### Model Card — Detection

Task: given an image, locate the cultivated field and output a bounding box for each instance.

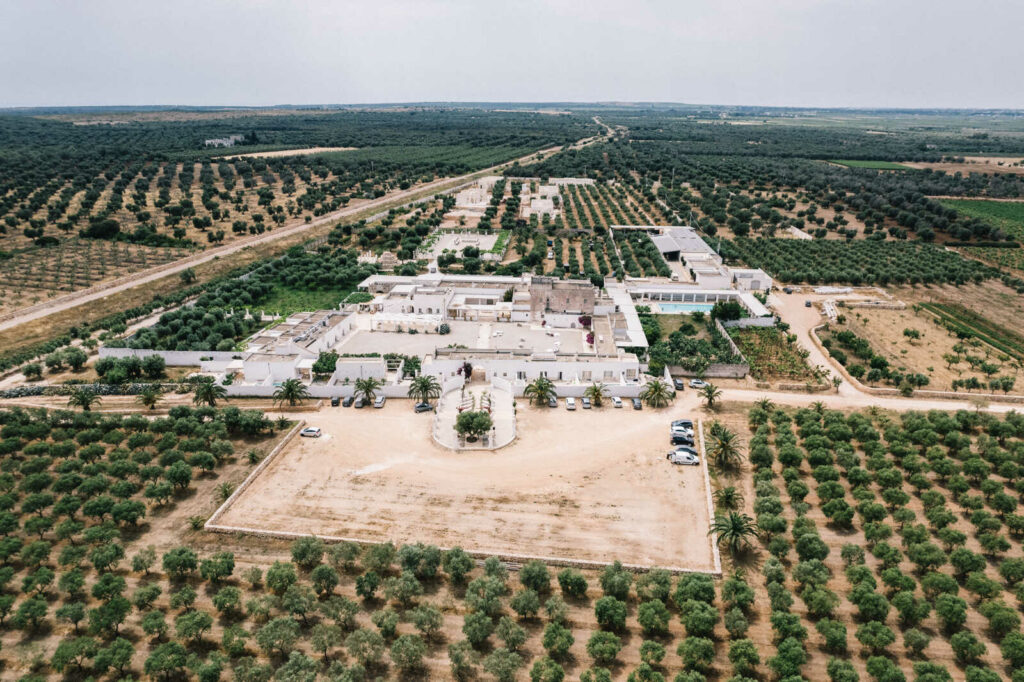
[215,401,716,571]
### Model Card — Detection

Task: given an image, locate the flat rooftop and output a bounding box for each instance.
[333,319,593,356]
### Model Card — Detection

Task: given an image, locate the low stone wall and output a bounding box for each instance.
[722,317,777,329]
[669,363,750,380]
[205,420,305,529]
[99,347,241,366]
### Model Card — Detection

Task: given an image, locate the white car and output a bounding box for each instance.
[300,427,322,438]
[566,397,576,411]
[666,450,699,465]
[611,396,623,408]
[689,379,708,389]
[373,396,386,408]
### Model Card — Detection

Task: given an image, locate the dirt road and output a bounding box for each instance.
[0,125,610,334]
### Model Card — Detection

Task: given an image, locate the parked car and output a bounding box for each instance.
[566,397,576,410]
[671,419,695,436]
[611,396,623,408]
[631,398,642,410]
[548,397,558,408]
[671,433,695,446]
[330,397,340,407]
[783,287,793,294]
[300,427,322,438]
[667,450,699,466]
[414,402,434,413]
[373,396,386,409]
[805,300,813,308]
[342,396,354,407]
[673,445,699,456]
[689,379,708,389]
[673,378,685,391]
[581,397,592,409]
[354,397,365,408]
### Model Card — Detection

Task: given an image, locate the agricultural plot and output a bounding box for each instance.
[729,326,818,383]
[821,306,1020,393]
[741,405,1024,680]
[939,199,1024,241]
[0,240,189,315]
[962,246,1024,275]
[724,238,1004,286]
[919,302,1024,363]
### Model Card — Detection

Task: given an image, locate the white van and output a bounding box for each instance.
[566,397,576,411]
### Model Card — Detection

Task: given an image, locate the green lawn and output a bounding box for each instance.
[939,198,1024,240]
[258,286,352,315]
[830,159,911,170]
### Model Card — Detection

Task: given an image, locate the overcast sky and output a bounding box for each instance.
[2,0,1021,109]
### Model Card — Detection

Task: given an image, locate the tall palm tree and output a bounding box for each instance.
[524,377,556,406]
[193,378,228,407]
[67,388,101,412]
[710,512,759,555]
[273,378,311,407]
[354,377,383,403]
[754,397,774,413]
[583,382,608,407]
[811,401,826,415]
[408,375,442,405]
[713,486,744,511]
[136,387,163,411]
[640,380,673,408]
[700,383,723,409]
[708,423,744,473]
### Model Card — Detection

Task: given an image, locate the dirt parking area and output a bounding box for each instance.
[214,400,715,571]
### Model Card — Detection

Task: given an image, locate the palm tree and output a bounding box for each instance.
[700,383,723,409]
[193,378,228,407]
[524,377,556,406]
[67,388,101,412]
[354,377,383,403]
[273,378,311,407]
[713,486,744,511]
[707,423,744,473]
[811,401,825,415]
[136,387,163,411]
[583,382,608,407]
[640,380,673,408]
[754,397,774,413]
[408,375,442,405]
[709,512,759,555]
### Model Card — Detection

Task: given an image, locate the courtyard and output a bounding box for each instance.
[213,401,716,571]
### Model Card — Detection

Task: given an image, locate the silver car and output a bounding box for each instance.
[666,450,699,465]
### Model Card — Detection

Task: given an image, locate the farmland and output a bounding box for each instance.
[738,404,1024,680]
[729,326,818,383]
[938,199,1024,241]
[722,238,1011,287]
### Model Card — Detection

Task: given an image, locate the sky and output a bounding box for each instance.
[1,0,1022,109]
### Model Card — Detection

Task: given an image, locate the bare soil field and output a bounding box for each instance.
[895,281,1024,338]
[216,146,358,159]
[832,305,1005,391]
[215,400,715,571]
[904,155,1024,175]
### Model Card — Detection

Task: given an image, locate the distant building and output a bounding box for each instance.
[204,135,245,148]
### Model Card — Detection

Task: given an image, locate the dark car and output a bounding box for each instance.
[548,397,557,408]
[354,397,365,408]
[673,378,685,391]
[330,396,340,407]
[414,402,435,413]
[631,398,642,410]
[671,434,695,446]
[342,396,354,407]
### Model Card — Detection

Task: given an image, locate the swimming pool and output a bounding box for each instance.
[657,302,715,314]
